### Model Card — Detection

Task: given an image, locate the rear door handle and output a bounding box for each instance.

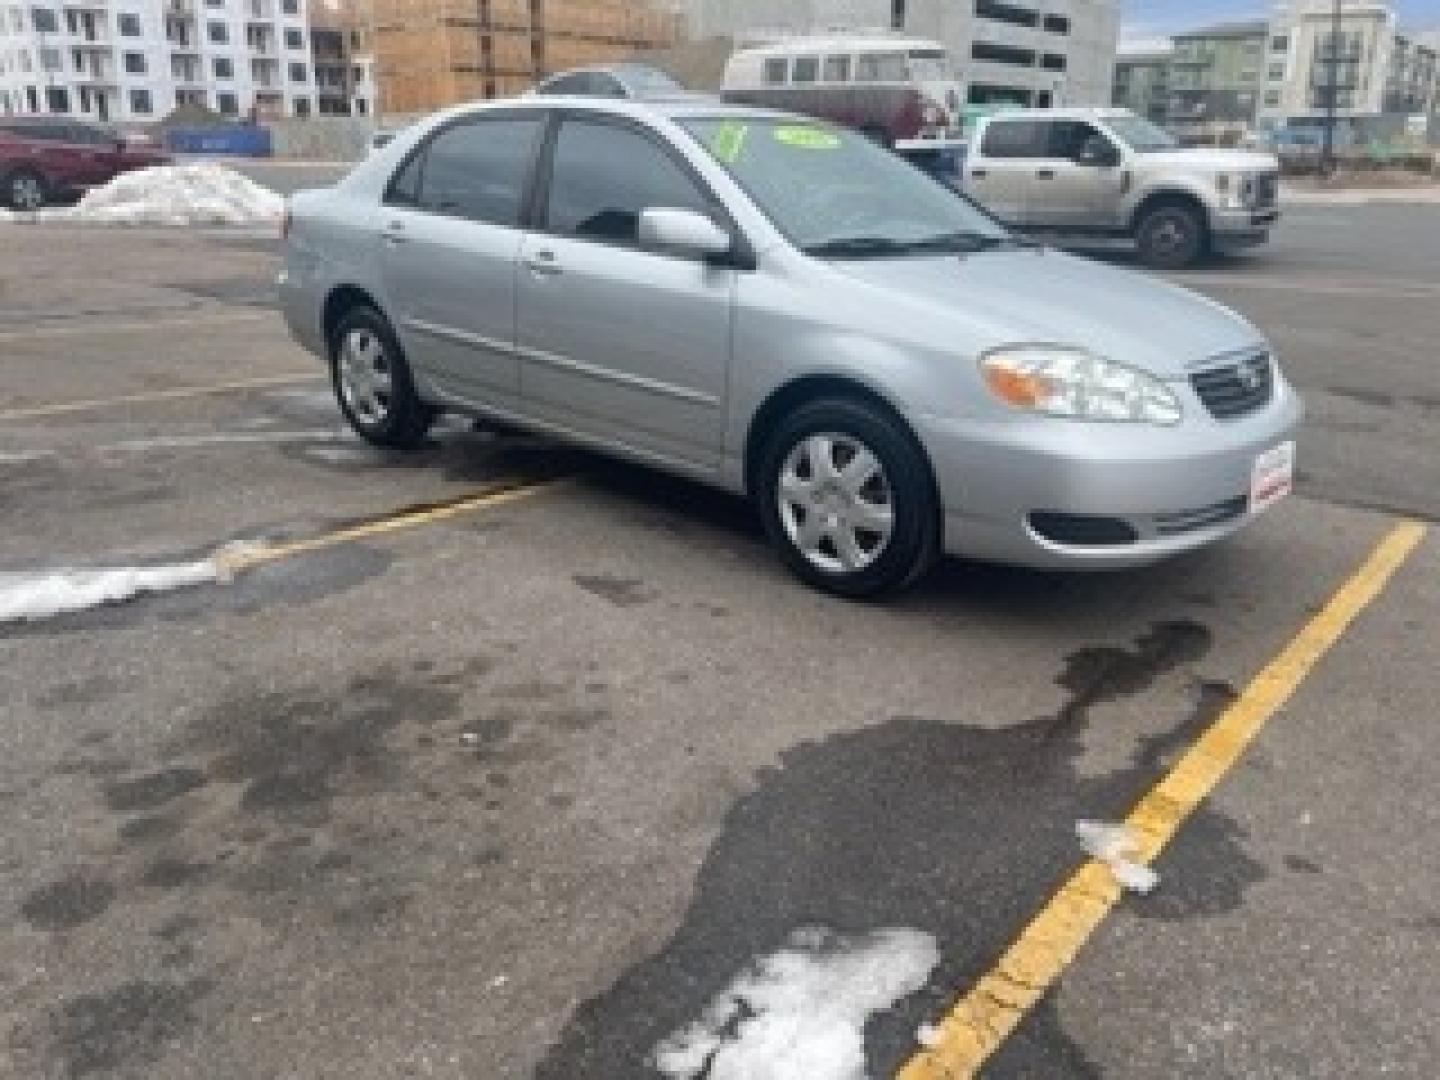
[525,250,562,277]
[971,168,988,179]
[380,220,407,245]
[1036,169,1055,179]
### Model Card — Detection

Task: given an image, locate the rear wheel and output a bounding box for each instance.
[757,398,938,599]
[329,306,435,448]
[4,168,48,211]
[1135,202,1207,269]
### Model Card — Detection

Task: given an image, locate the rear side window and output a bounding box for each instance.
[856,52,907,82]
[792,56,819,84]
[824,55,851,82]
[763,58,787,85]
[392,116,542,226]
[980,120,1051,159]
[543,118,711,247]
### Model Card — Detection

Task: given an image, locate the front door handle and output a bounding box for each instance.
[971,168,988,179]
[1036,169,1056,179]
[380,220,407,245]
[525,250,562,277]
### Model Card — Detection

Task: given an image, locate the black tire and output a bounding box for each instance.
[328,305,435,448]
[757,397,939,599]
[3,167,49,211]
[1135,202,1208,270]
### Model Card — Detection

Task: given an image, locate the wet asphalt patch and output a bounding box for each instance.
[535,622,1264,1079]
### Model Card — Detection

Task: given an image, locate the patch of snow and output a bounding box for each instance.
[0,542,258,623]
[1075,820,1160,894]
[652,926,940,1080]
[1,164,284,227]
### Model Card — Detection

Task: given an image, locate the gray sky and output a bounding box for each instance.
[1123,0,1440,37]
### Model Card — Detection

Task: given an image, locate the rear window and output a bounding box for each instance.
[980,119,1051,159]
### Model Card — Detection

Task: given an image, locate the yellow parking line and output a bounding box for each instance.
[217,479,567,575]
[0,309,274,343]
[0,372,324,422]
[899,518,1428,1080]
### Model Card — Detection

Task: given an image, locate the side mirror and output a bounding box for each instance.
[1076,139,1120,168]
[637,207,732,258]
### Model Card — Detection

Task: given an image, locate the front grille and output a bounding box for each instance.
[1191,352,1273,419]
[1152,496,1249,536]
[1253,171,1278,208]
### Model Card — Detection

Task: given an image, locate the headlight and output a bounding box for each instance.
[980,346,1183,425]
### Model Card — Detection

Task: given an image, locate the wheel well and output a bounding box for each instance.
[1132,190,1209,235]
[743,376,929,498]
[322,285,380,348]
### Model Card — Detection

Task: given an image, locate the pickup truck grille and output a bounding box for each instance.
[1191,352,1273,419]
[1254,172,1278,208]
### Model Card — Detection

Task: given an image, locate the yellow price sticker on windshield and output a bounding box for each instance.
[773,125,842,150]
[711,121,749,163]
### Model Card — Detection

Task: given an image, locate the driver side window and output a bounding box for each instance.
[1046,121,1111,161]
[543,118,713,249]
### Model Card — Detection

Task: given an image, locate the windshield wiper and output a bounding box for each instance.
[802,232,1035,258]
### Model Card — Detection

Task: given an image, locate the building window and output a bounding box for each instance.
[293,96,310,116]
[39,46,60,71]
[355,98,367,115]
[129,87,151,114]
[284,28,303,49]
[1040,53,1066,72]
[30,5,58,32]
[44,84,67,112]
[213,56,232,78]
[791,55,818,84]
[975,1,1038,30]
[1264,90,1281,107]
[823,55,851,82]
[207,20,227,44]
[288,60,306,82]
[1268,62,1285,80]
[1270,35,1288,52]
[216,91,237,114]
[117,12,140,35]
[1043,14,1070,34]
[762,57,786,85]
[972,41,1036,67]
[281,0,297,12]
[123,51,145,74]
[890,0,905,30]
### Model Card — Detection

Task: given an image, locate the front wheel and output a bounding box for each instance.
[757,398,939,599]
[329,306,435,448]
[1135,203,1207,269]
[4,168,49,211]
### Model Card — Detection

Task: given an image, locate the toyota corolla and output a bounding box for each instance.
[280,99,1302,597]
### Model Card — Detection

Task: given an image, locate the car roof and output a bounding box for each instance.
[733,35,948,56]
[430,96,791,126]
[981,108,1136,122]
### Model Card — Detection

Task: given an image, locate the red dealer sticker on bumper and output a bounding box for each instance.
[1251,440,1296,513]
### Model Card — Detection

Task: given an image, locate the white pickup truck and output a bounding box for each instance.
[962,108,1282,269]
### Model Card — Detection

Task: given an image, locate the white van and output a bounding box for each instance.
[721,35,964,150]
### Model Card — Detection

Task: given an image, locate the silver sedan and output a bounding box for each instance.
[280,98,1302,597]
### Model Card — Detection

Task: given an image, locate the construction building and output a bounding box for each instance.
[371,0,682,117]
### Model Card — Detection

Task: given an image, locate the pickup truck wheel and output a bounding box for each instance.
[1136,203,1206,269]
[758,398,938,599]
[329,306,435,448]
[4,168,48,211]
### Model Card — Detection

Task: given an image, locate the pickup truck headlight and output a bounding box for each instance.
[981,346,1183,426]
[1219,173,1259,209]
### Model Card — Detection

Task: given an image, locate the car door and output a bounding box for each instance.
[67,123,119,185]
[377,114,545,409]
[1026,121,1126,232]
[515,114,734,471]
[967,119,1046,226]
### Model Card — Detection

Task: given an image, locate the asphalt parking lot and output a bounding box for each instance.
[2,204,1438,1079]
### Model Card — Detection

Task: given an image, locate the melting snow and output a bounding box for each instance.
[0,543,257,623]
[651,926,939,1080]
[0,164,284,227]
[1076,820,1160,894]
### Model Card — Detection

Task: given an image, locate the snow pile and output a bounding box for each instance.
[0,542,258,623]
[2,164,284,227]
[1076,820,1160,894]
[652,926,940,1080]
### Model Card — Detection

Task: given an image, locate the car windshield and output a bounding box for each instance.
[1105,115,1179,153]
[681,117,1011,257]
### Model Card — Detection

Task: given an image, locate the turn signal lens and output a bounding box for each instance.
[980,347,1183,426]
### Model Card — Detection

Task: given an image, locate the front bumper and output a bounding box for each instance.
[917,377,1304,570]
[1211,206,1280,245]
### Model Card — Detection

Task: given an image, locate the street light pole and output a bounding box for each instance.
[1321,0,1341,174]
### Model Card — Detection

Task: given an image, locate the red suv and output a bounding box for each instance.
[0,119,171,210]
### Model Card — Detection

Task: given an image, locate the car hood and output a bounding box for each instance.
[826,248,1263,378]
[1137,148,1280,172]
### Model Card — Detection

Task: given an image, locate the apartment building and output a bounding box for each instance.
[678,0,1121,107]
[1166,20,1268,125]
[0,0,318,122]
[1112,39,1172,121]
[309,0,371,116]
